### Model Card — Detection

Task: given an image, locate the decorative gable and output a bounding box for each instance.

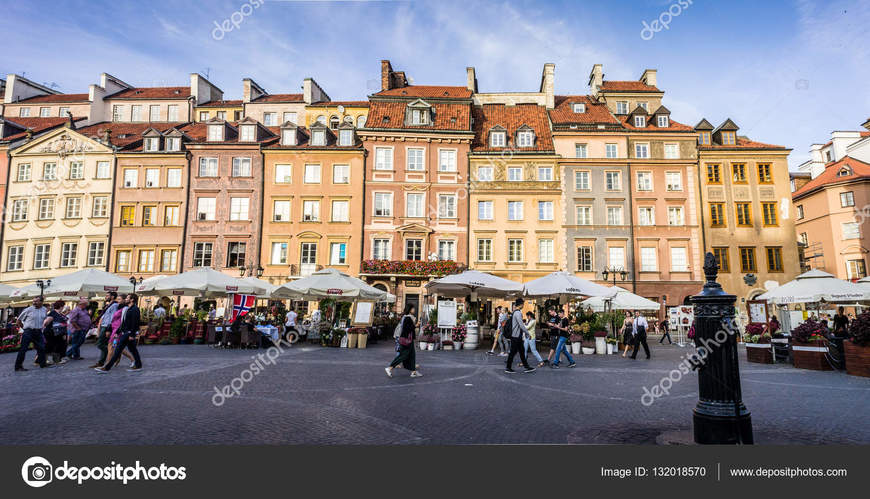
[405,98,434,126]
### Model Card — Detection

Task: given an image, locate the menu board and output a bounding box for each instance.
[352,301,374,326]
[437,300,457,328]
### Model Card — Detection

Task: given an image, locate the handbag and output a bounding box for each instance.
[397,317,413,347]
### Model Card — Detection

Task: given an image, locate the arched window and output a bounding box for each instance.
[838,166,852,177]
[357,115,367,128]
[329,115,340,129]
[343,115,354,125]
[316,115,326,125]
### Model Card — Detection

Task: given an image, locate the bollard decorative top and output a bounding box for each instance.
[703,252,719,284]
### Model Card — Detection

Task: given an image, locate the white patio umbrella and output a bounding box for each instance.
[149,268,256,297]
[580,286,662,312]
[756,269,867,304]
[424,270,522,298]
[240,276,277,297]
[9,269,134,299]
[271,268,387,302]
[135,275,169,294]
[0,283,19,303]
[523,271,614,300]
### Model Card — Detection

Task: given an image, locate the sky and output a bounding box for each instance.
[1,0,868,168]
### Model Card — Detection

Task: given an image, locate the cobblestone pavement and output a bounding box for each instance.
[1,340,868,444]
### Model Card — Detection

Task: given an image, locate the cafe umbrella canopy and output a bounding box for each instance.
[271,268,387,302]
[580,286,661,312]
[9,269,134,299]
[523,271,614,301]
[0,283,19,303]
[143,268,256,297]
[424,270,523,299]
[755,269,868,305]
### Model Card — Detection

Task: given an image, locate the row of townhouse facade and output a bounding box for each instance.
[0,60,801,315]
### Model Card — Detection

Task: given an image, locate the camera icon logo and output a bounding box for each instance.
[21,456,53,487]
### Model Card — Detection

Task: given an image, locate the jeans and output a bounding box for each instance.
[96,325,111,365]
[552,336,574,366]
[65,329,86,359]
[659,330,672,344]
[15,328,47,369]
[103,331,141,370]
[523,337,543,363]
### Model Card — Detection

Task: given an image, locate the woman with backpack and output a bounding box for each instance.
[386,304,423,378]
[43,300,69,365]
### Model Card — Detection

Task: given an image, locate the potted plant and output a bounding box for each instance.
[330,327,346,347]
[169,316,185,345]
[443,339,454,351]
[790,318,831,370]
[569,323,585,355]
[593,330,607,355]
[581,319,596,354]
[356,327,368,349]
[605,336,618,355]
[426,334,437,350]
[845,311,870,377]
[452,324,467,350]
[347,327,359,349]
[743,323,773,364]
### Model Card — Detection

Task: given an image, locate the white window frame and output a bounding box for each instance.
[406,147,425,171]
[273,200,290,222]
[331,200,349,222]
[478,200,493,220]
[538,201,553,221]
[304,164,321,184]
[374,147,393,170]
[406,193,425,218]
[634,142,649,159]
[438,149,457,172]
[374,193,393,217]
[636,171,652,191]
[508,201,524,221]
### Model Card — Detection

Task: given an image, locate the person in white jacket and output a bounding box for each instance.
[504,298,536,374]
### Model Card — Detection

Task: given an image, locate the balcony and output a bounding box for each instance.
[360,259,465,277]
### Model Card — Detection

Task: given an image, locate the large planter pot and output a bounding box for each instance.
[571,342,581,354]
[582,347,595,355]
[745,343,773,364]
[419,341,429,350]
[427,343,435,351]
[791,341,831,371]
[844,341,870,378]
[606,343,615,354]
[443,344,453,351]
[347,332,358,349]
[357,332,368,349]
[595,337,607,355]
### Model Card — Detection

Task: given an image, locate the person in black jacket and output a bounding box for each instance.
[385,304,422,378]
[95,293,143,373]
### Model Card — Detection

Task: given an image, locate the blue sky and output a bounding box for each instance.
[1,0,868,167]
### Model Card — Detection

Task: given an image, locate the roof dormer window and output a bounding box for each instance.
[411,108,429,125]
[311,129,326,146]
[634,116,646,128]
[572,103,586,113]
[281,128,296,146]
[838,166,852,177]
[699,132,711,145]
[144,137,160,152]
[207,124,223,142]
[657,115,669,127]
[240,125,255,142]
[339,128,353,147]
[517,129,535,148]
[721,131,735,145]
[166,137,180,151]
[490,130,506,148]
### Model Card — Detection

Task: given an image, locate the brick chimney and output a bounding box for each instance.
[466,67,477,92]
[588,64,603,98]
[380,60,394,91]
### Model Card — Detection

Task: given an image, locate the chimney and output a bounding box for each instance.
[242,78,265,103]
[831,131,862,162]
[303,78,331,104]
[862,117,870,131]
[540,63,555,109]
[808,144,825,179]
[588,64,603,98]
[381,60,394,91]
[102,128,112,146]
[466,67,477,93]
[640,69,657,87]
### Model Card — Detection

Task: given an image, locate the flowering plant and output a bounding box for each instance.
[1,333,22,353]
[361,259,463,276]
[790,318,827,344]
[452,323,467,343]
[847,311,870,346]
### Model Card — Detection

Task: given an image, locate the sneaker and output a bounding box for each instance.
[128,366,143,371]
[88,363,102,369]
[567,363,577,368]
[498,352,508,357]
[486,351,496,356]
[384,367,393,378]
[504,368,516,373]
[94,367,109,373]
[39,364,55,369]
[130,361,136,368]
[523,367,536,373]
[410,371,423,378]
[537,362,546,368]
[550,364,560,369]
[54,358,67,365]
[14,367,28,372]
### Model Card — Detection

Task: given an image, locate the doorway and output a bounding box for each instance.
[405,293,420,319]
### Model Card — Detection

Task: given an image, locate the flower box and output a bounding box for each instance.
[745,343,773,364]
[844,341,870,378]
[791,341,831,371]
[361,259,463,276]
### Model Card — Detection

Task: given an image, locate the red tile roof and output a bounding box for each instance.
[365,101,471,131]
[263,126,364,150]
[197,99,243,108]
[699,136,788,150]
[374,85,472,99]
[549,95,620,126]
[250,93,304,103]
[107,87,191,99]
[0,117,86,143]
[619,115,694,132]
[306,100,370,108]
[14,93,89,104]
[180,122,277,145]
[471,103,554,153]
[792,156,870,199]
[76,122,187,148]
[601,80,661,92]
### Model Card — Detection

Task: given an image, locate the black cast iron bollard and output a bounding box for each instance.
[690,252,753,444]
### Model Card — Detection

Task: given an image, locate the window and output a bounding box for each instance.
[240,125,255,142]
[634,116,646,128]
[59,107,70,118]
[34,244,50,270]
[332,164,349,184]
[115,250,131,272]
[303,164,321,183]
[605,143,618,158]
[438,240,456,261]
[38,198,54,220]
[490,131,506,147]
[477,166,493,181]
[577,246,593,272]
[311,129,326,146]
[330,243,347,265]
[88,242,105,267]
[149,105,160,121]
[112,105,123,121]
[538,239,554,263]
[576,206,592,225]
[665,171,682,191]
[634,143,649,158]
[739,247,756,272]
[575,170,590,190]
[338,129,353,146]
[841,191,855,207]
[438,194,457,219]
[123,168,138,188]
[713,247,730,272]
[439,149,457,171]
[120,205,135,226]
[757,163,773,183]
[65,197,81,218]
[60,243,77,268]
[410,108,428,125]
[92,196,108,217]
[607,206,623,225]
[142,205,157,226]
[232,157,252,177]
[167,105,179,121]
[572,103,586,113]
[164,206,179,226]
[508,239,524,262]
[405,239,422,261]
[508,167,523,181]
[616,101,628,114]
[517,130,534,147]
[273,200,290,222]
[605,171,621,190]
[227,242,247,268]
[638,206,655,226]
[406,193,424,217]
[670,247,688,272]
[199,157,218,177]
[710,203,725,227]
[838,166,851,176]
[538,201,553,221]
[765,247,783,272]
[478,201,493,220]
[69,162,84,180]
[160,249,177,272]
[799,232,808,246]
[302,200,320,221]
[608,247,625,270]
[732,163,747,183]
[762,202,778,226]
[640,247,657,271]
[842,222,860,240]
[331,200,349,222]
[638,102,648,111]
[375,147,393,170]
[12,199,28,221]
[145,168,159,188]
[508,201,523,220]
[575,144,587,158]
[193,243,213,267]
[477,239,493,262]
[707,164,721,183]
[657,115,669,128]
[264,112,277,126]
[271,243,288,265]
[537,166,553,181]
[722,132,736,145]
[96,161,110,179]
[664,143,679,159]
[406,148,425,171]
[316,115,326,125]
[374,193,392,217]
[196,197,216,220]
[7,246,23,271]
[636,171,652,191]
[207,125,223,142]
[667,206,684,226]
[357,115,366,128]
[283,112,297,124]
[847,259,867,279]
[138,250,155,272]
[699,132,711,145]
[199,111,209,121]
[736,203,752,226]
[373,239,390,260]
[275,164,292,183]
[167,168,182,187]
[19,107,31,117]
[281,128,296,146]
[43,162,57,180]
[16,163,31,182]
[796,205,804,219]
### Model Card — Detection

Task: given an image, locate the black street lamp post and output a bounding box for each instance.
[35,279,52,299]
[601,267,628,335]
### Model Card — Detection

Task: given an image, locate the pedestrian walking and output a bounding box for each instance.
[487,306,508,356]
[620,311,634,357]
[504,299,535,373]
[658,317,672,344]
[91,292,118,368]
[284,306,298,341]
[14,296,52,372]
[630,310,651,359]
[65,298,92,360]
[544,307,563,365]
[385,304,422,378]
[523,311,545,367]
[95,293,143,373]
[43,300,69,365]
[105,295,134,366]
[550,308,575,369]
